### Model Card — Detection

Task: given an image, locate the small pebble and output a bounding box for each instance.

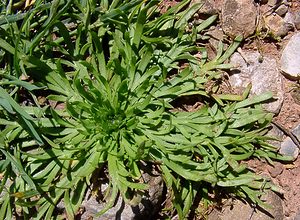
[282,0,290,6]
[268,163,284,177]
[275,4,289,17]
[279,137,299,160]
[268,0,279,7]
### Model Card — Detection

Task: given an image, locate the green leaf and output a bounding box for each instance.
[133,4,146,48]
[64,189,75,219]
[11,190,40,200]
[175,2,203,29]
[0,38,15,54]
[218,36,243,63]
[0,150,36,190]
[229,112,267,128]
[217,176,258,187]
[234,92,273,110]
[54,21,74,55]
[0,74,43,91]
[163,158,205,182]
[196,15,218,33]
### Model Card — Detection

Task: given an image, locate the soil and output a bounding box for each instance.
[252,2,300,218]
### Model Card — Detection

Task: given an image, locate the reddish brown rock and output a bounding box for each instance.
[221,0,257,38]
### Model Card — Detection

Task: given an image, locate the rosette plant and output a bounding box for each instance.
[0,0,291,219]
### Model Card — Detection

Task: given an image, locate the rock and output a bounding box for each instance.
[280,32,300,79]
[283,11,296,28]
[279,137,299,160]
[283,11,300,30]
[80,172,163,220]
[267,125,284,149]
[295,12,300,30]
[267,162,284,178]
[291,86,300,105]
[282,0,290,6]
[0,179,12,199]
[81,193,136,220]
[268,0,279,7]
[229,51,284,114]
[135,171,164,218]
[206,26,224,53]
[275,4,289,17]
[207,191,284,220]
[292,124,300,140]
[221,0,257,38]
[295,210,300,220]
[264,14,292,38]
[191,0,220,16]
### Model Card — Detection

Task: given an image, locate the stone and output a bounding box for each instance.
[268,0,279,7]
[292,124,300,140]
[80,193,135,220]
[291,86,300,105]
[191,0,220,16]
[229,51,284,114]
[295,210,300,220]
[282,0,290,6]
[295,12,300,30]
[0,179,11,199]
[280,32,300,79]
[275,4,289,17]
[221,0,257,38]
[79,172,163,219]
[267,162,284,178]
[135,171,164,218]
[264,14,292,38]
[283,11,296,28]
[267,125,284,149]
[207,191,284,220]
[279,137,299,160]
[206,26,224,53]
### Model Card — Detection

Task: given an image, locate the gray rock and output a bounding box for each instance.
[275,4,289,17]
[292,124,300,140]
[0,179,11,199]
[295,210,300,220]
[295,12,300,30]
[229,51,284,114]
[81,193,135,220]
[283,11,296,28]
[279,137,299,160]
[267,125,284,149]
[280,32,300,79]
[207,191,284,220]
[283,11,300,30]
[80,172,163,220]
[221,0,257,38]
